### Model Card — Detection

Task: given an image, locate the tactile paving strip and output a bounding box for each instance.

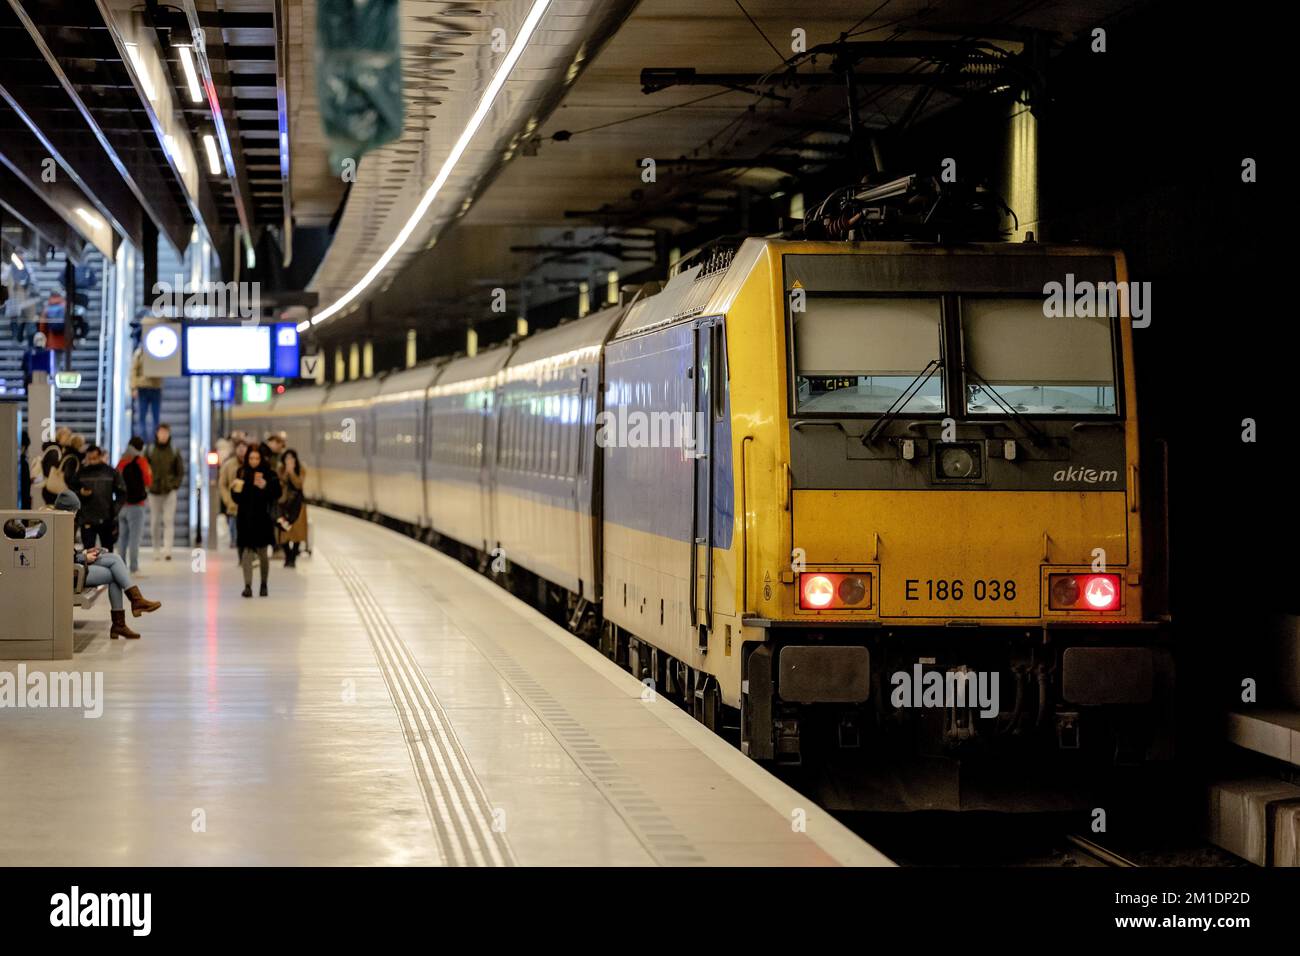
[325,549,515,866]
[410,583,708,866]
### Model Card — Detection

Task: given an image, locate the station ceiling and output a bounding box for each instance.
[0,0,1140,345]
[312,0,1140,347]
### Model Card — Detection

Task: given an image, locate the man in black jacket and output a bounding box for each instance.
[77,445,126,549]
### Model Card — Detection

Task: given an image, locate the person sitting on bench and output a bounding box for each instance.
[52,491,162,639]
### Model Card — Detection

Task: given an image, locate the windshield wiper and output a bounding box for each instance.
[863,359,942,445]
[964,367,1049,446]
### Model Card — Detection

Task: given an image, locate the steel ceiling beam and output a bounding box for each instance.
[0,87,142,251]
[0,101,122,258]
[272,0,293,267]
[169,0,258,255]
[0,178,86,263]
[3,0,195,254]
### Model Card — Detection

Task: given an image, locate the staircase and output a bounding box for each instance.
[0,250,110,442]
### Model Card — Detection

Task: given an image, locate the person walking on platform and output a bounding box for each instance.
[219,439,247,551]
[130,342,163,441]
[116,437,152,573]
[145,423,184,560]
[276,449,308,568]
[52,490,161,640]
[232,445,280,597]
[75,445,125,549]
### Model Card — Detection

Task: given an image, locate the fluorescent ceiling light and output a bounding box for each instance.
[310,0,552,328]
[125,42,157,103]
[177,44,203,104]
[75,207,103,230]
[202,134,222,175]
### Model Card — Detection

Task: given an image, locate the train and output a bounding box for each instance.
[233,235,1172,811]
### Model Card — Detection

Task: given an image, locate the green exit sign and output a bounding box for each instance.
[241,376,272,404]
[54,372,82,389]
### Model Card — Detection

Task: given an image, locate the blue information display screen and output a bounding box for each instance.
[184,325,271,374]
[181,323,301,376]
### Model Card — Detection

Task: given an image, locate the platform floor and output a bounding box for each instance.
[0,509,889,866]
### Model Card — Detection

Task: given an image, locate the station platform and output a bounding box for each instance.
[0,509,889,867]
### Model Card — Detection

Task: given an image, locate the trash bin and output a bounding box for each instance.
[0,510,74,660]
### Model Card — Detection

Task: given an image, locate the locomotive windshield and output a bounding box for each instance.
[792,296,944,414]
[961,298,1117,415]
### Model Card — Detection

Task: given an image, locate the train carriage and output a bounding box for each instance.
[315,378,382,514]
[426,346,514,555]
[491,307,624,600]
[371,362,444,529]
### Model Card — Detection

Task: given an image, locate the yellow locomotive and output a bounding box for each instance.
[600,235,1168,810]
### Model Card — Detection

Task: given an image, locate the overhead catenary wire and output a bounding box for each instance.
[548,89,736,141]
[842,0,897,40]
[733,0,786,63]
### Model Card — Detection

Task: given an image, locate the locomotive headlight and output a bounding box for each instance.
[799,572,873,610]
[801,575,835,609]
[937,443,980,479]
[838,575,868,605]
[1049,573,1121,611]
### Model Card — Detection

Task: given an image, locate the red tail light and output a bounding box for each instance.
[1049,573,1121,611]
[799,572,872,610]
[1083,575,1119,609]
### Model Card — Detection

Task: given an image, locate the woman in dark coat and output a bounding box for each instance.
[231,446,281,597]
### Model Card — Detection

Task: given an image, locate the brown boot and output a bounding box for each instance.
[125,586,161,617]
[110,609,141,639]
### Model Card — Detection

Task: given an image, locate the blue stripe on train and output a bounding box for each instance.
[601,320,734,549]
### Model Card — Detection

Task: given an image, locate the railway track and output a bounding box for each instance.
[1065,834,1138,868]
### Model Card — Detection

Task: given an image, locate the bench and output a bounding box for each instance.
[72,563,106,610]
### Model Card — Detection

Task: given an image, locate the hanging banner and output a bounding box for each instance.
[316,0,404,173]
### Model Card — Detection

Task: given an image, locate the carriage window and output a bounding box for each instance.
[508,404,519,470]
[792,296,944,414]
[530,402,542,473]
[962,298,1117,415]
